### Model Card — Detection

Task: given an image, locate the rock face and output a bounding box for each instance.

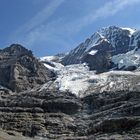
[0,89,83,139]
[0,87,140,139]
[82,50,112,73]
[0,44,55,92]
[61,26,138,72]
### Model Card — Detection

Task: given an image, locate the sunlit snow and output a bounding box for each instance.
[121,27,136,35]
[88,50,98,55]
[112,48,140,69]
[40,54,140,97]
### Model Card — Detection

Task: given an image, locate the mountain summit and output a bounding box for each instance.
[0,44,55,92]
[62,26,139,72]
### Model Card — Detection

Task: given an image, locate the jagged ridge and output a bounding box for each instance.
[61,26,139,73]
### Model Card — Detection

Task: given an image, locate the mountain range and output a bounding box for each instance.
[0,26,140,140]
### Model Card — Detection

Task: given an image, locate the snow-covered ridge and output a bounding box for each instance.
[121,27,136,36]
[85,32,107,52]
[62,26,139,66]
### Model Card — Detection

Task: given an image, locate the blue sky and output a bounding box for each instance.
[0,0,140,56]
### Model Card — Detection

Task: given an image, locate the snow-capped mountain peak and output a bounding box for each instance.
[121,27,136,36]
[36,25,140,99]
[62,26,138,70]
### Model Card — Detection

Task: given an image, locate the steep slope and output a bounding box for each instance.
[130,30,140,46]
[112,48,140,70]
[61,26,138,72]
[0,44,55,92]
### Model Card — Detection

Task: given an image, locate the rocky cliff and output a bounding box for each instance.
[0,84,140,139]
[0,44,55,92]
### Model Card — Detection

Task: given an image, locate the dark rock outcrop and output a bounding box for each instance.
[82,51,112,72]
[0,44,55,92]
[0,88,140,139]
[0,89,83,139]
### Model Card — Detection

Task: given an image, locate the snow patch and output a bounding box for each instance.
[121,27,136,35]
[40,55,64,72]
[40,56,56,61]
[43,63,56,71]
[130,30,140,46]
[54,64,97,97]
[112,48,140,69]
[88,50,98,55]
[54,64,137,97]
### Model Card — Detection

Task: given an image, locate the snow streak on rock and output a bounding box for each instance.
[88,50,98,55]
[112,48,140,69]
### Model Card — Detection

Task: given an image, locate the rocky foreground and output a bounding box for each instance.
[0,85,140,139]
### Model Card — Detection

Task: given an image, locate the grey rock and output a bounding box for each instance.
[0,88,140,139]
[0,44,55,92]
[82,50,112,73]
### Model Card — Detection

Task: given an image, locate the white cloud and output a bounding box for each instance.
[95,0,140,18]
[65,0,140,33]
[13,0,65,36]
[10,0,140,54]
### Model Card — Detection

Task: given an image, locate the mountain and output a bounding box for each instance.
[0,44,55,92]
[0,26,140,140]
[61,26,139,73]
